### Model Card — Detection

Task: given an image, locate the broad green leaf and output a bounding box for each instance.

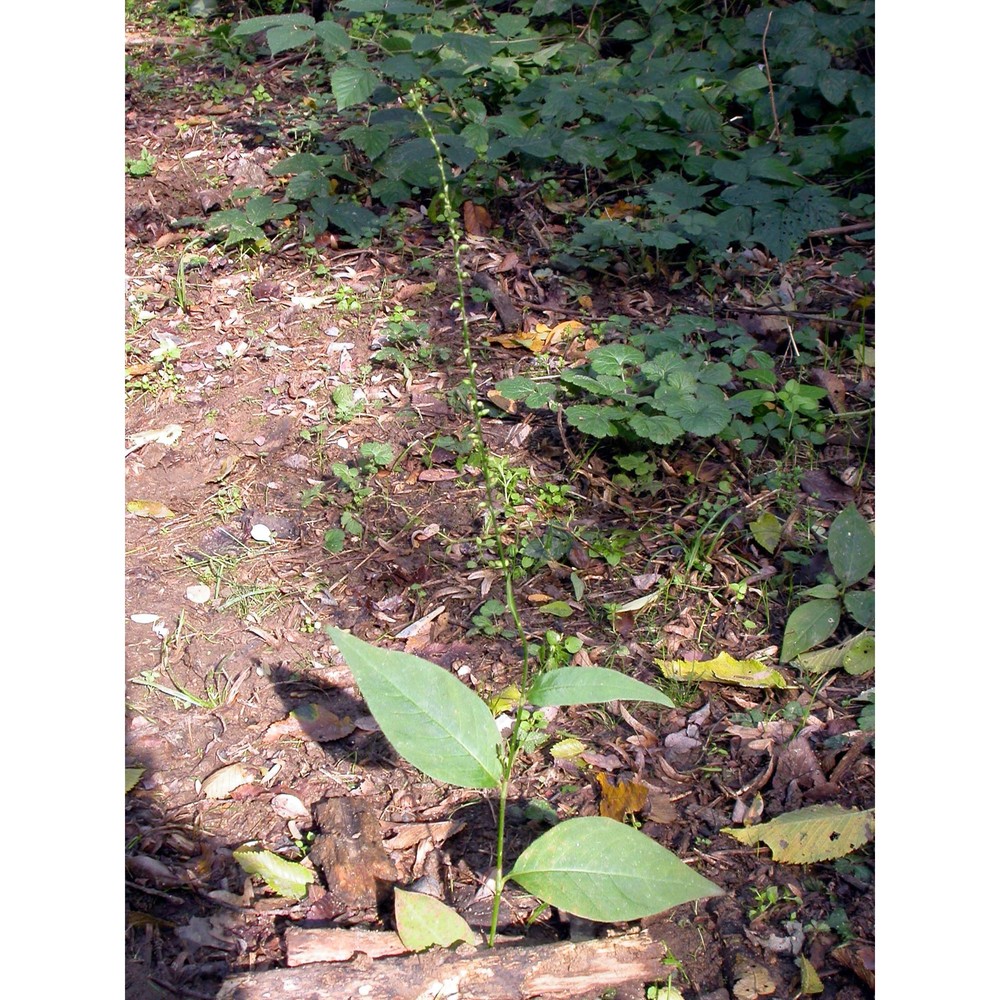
[657,651,786,689]
[844,589,874,627]
[749,512,782,553]
[843,634,874,676]
[627,412,684,446]
[330,65,380,112]
[722,805,874,863]
[125,767,145,793]
[234,845,315,899]
[537,600,574,618]
[828,505,874,587]
[801,583,840,599]
[781,599,840,662]
[508,817,723,921]
[394,889,477,951]
[230,13,313,37]
[327,627,502,789]
[796,631,872,675]
[314,19,351,53]
[527,667,674,709]
[565,404,618,439]
[265,23,315,57]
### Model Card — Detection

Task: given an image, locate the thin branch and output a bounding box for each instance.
[762,11,781,147]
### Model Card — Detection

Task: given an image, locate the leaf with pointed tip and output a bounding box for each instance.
[328,627,502,789]
[508,817,723,921]
[526,667,674,709]
[394,889,477,951]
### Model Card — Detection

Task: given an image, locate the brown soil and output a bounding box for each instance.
[125,11,874,1000]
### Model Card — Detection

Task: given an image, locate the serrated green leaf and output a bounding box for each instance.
[722,805,874,863]
[781,599,841,662]
[125,767,145,793]
[828,505,874,587]
[327,627,502,789]
[330,65,380,112]
[394,889,477,951]
[749,512,782,553]
[565,404,618,439]
[550,737,587,759]
[626,412,684,446]
[527,667,674,709]
[508,817,723,921]
[588,344,645,375]
[265,23,315,57]
[234,845,315,899]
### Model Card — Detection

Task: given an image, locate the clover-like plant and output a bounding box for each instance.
[327,626,724,946]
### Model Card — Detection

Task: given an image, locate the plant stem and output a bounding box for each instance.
[411,92,533,947]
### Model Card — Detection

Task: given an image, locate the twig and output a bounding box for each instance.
[710,304,873,330]
[808,222,875,238]
[762,11,781,147]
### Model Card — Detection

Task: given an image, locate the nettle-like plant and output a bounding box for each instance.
[327,625,723,945]
[219,1,873,263]
[496,314,829,458]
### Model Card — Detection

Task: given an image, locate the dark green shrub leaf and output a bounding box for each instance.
[330,65,380,112]
[781,599,841,662]
[844,589,874,628]
[327,627,502,789]
[627,412,684,446]
[827,505,874,587]
[508,817,723,921]
[565,405,619,439]
[266,23,315,57]
[324,202,382,241]
[749,512,782,554]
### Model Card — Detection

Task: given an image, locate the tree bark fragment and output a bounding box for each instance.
[217,930,667,1000]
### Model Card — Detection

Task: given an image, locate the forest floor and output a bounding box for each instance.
[125,9,874,1000]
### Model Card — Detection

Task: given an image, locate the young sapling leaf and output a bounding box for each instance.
[526,666,674,709]
[507,817,723,921]
[328,627,502,789]
[827,505,874,587]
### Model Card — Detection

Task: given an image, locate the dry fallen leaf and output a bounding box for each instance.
[596,772,648,822]
[462,200,492,236]
[202,763,257,800]
[262,704,356,744]
[126,499,176,519]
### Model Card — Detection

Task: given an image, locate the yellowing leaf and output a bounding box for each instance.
[126,499,176,519]
[486,685,521,715]
[596,772,648,823]
[722,804,874,863]
[233,844,315,899]
[394,888,477,952]
[549,737,586,759]
[798,955,824,995]
[125,767,145,793]
[657,650,786,689]
[488,320,584,353]
[601,200,644,220]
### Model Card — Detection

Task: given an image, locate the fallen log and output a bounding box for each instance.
[217,929,667,1000]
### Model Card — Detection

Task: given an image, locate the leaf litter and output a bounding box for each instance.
[125,10,874,1000]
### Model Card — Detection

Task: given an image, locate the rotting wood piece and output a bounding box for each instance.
[309,797,398,918]
[472,271,522,333]
[217,930,668,1000]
